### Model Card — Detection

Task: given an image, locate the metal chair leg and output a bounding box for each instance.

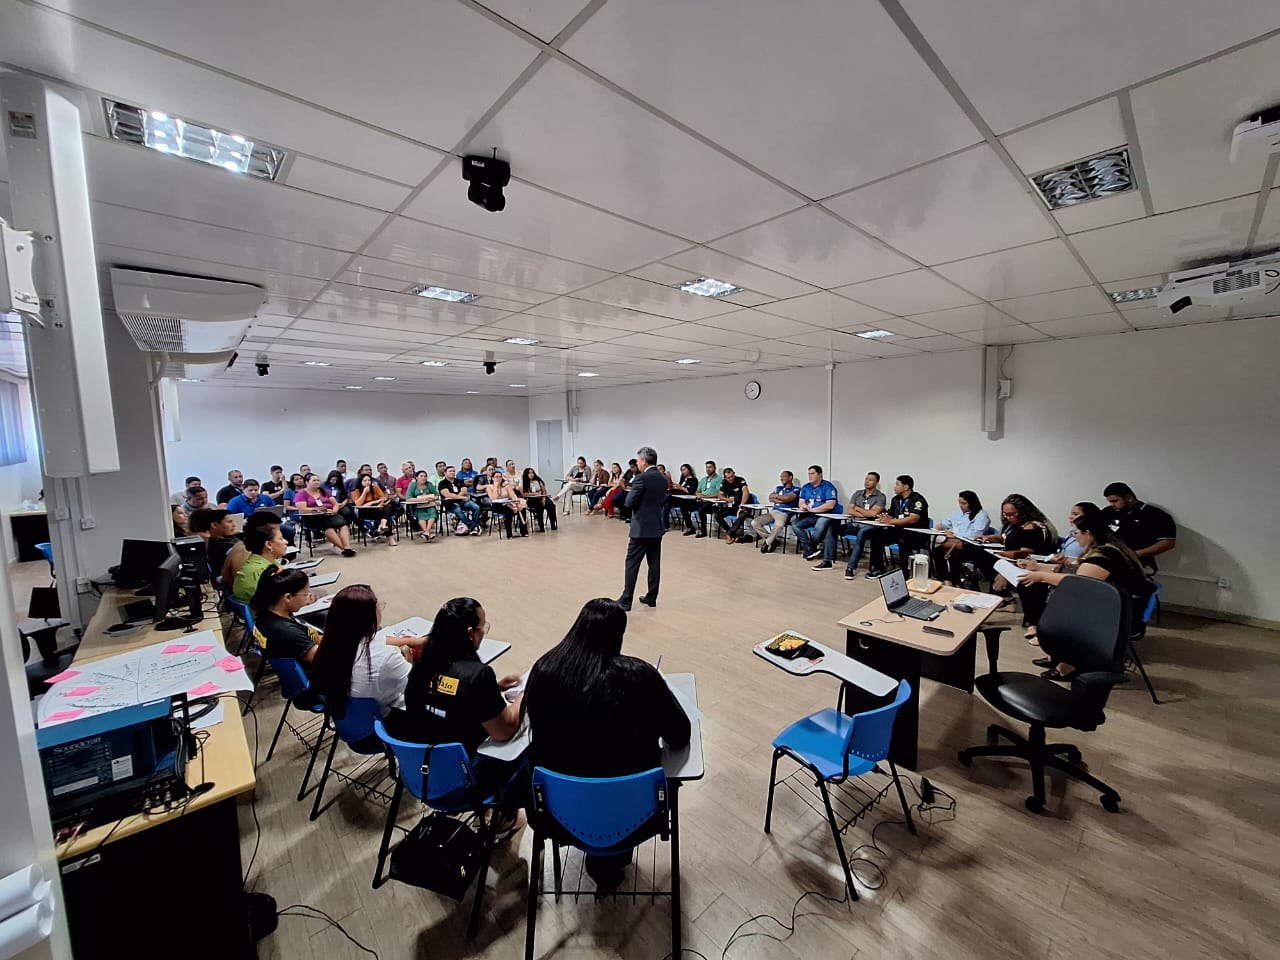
[308,719,341,818]
[551,842,563,904]
[467,812,498,938]
[763,749,782,833]
[372,780,404,888]
[298,715,329,801]
[1129,641,1162,704]
[888,760,917,835]
[265,701,290,761]
[524,834,543,960]
[816,779,858,901]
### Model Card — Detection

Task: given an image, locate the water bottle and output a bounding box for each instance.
[911,553,930,591]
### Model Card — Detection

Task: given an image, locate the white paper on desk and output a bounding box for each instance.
[477,714,530,762]
[994,558,1027,585]
[665,677,704,723]
[952,592,1001,609]
[503,670,530,702]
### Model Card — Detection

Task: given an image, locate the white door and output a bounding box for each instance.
[536,419,563,484]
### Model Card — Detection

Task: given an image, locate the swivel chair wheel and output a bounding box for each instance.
[1024,795,1044,814]
[1065,748,1082,764]
[1100,794,1120,813]
[957,750,972,767]
[986,724,1002,744]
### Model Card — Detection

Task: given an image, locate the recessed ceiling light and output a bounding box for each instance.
[419,360,450,367]
[674,357,701,364]
[105,99,284,180]
[176,377,202,383]
[678,277,744,298]
[407,284,479,303]
[465,390,480,394]
[508,383,527,388]
[503,337,540,345]
[303,361,330,366]
[373,376,397,381]
[1030,148,1134,210]
[577,372,600,378]
[1109,286,1162,304]
[344,385,363,390]
[854,329,895,339]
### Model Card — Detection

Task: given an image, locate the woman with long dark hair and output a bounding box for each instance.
[310,584,412,718]
[293,473,356,556]
[391,598,525,802]
[931,490,992,585]
[520,467,556,532]
[252,566,322,664]
[524,598,691,888]
[352,473,400,545]
[951,492,1058,594]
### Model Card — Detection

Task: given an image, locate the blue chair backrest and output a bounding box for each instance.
[269,657,311,701]
[1141,581,1162,626]
[846,680,912,771]
[373,721,478,809]
[532,766,667,853]
[36,542,54,573]
[331,696,382,749]
[229,597,255,633]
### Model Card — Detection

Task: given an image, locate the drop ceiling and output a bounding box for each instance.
[1,0,1278,396]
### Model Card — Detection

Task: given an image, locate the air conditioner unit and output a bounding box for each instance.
[1156,252,1280,316]
[109,267,263,374]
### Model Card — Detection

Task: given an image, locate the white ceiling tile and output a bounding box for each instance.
[627,262,699,287]
[365,217,612,294]
[756,292,890,329]
[473,0,586,40]
[285,157,412,212]
[719,290,776,307]
[899,0,1280,133]
[845,317,945,339]
[1030,313,1132,338]
[993,285,1114,323]
[85,137,386,252]
[1131,34,1280,214]
[933,239,1094,299]
[403,176,687,274]
[0,2,440,184]
[91,202,352,278]
[563,0,979,198]
[312,283,511,325]
[712,207,915,288]
[594,332,708,356]
[905,303,1020,334]
[953,325,1050,345]
[1001,99,1128,176]
[824,145,1056,264]
[833,269,978,315]
[342,257,549,305]
[570,276,741,321]
[1052,191,1149,234]
[700,309,822,339]
[467,59,799,240]
[470,313,623,344]
[660,248,818,300]
[41,0,539,149]
[901,334,980,353]
[647,324,760,347]
[1070,195,1257,282]
[521,297,678,332]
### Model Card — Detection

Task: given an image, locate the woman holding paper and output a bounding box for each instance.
[950,493,1057,596]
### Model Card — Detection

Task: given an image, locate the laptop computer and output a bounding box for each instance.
[879,569,945,621]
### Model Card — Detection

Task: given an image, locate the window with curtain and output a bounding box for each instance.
[0,378,27,466]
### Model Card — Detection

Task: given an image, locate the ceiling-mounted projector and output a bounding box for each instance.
[1230,105,1280,164]
[1156,252,1280,315]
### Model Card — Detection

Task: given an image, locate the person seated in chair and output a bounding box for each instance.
[171,475,201,506]
[188,508,238,581]
[947,493,1056,594]
[863,475,930,579]
[1099,482,1176,572]
[215,469,244,508]
[439,465,483,534]
[180,485,210,516]
[930,489,992,585]
[260,465,287,503]
[293,474,357,557]
[312,584,414,716]
[1016,511,1148,681]
[520,467,556,532]
[232,518,290,603]
[405,469,442,541]
[352,473,400,545]
[711,467,751,543]
[251,566,322,665]
[683,460,723,537]
[792,465,838,558]
[552,456,590,515]
[834,472,887,575]
[525,598,691,889]
[751,470,800,553]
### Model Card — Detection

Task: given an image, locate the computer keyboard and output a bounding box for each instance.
[899,596,942,618]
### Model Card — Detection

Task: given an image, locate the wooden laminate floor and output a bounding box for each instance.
[16,512,1279,959]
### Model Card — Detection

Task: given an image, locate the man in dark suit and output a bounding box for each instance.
[618,445,665,611]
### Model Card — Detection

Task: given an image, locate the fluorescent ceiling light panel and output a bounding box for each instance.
[419,360,449,367]
[503,337,540,345]
[508,383,526,388]
[303,361,330,366]
[678,277,744,298]
[465,390,480,394]
[854,329,895,339]
[105,100,284,180]
[577,372,600,378]
[344,385,363,390]
[1030,148,1134,210]
[408,284,478,303]
[373,376,397,381]
[177,377,202,382]
[674,357,701,364]
[1109,286,1162,304]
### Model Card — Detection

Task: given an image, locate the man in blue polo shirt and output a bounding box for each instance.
[753,470,800,553]
[228,479,295,545]
[791,465,838,559]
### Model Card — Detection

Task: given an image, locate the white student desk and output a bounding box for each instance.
[375,615,512,664]
[753,636,897,701]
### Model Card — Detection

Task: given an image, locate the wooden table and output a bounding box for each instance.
[55,586,257,957]
[838,585,1006,769]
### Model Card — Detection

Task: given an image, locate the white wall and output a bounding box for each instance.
[165,383,532,490]
[574,319,1280,623]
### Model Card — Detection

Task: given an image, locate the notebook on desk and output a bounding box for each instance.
[879,569,944,621]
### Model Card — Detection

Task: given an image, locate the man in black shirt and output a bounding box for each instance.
[863,475,930,579]
[260,465,287,502]
[711,468,750,542]
[188,508,239,581]
[215,469,244,507]
[1099,482,1176,570]
[438,465,483,533]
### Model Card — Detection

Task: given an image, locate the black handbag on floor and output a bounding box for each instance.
[389,812,485,900]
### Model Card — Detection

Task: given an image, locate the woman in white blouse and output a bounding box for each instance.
[310,584,421,719]
[931,490,992,585]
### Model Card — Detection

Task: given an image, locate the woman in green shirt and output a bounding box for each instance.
[405,469,440,542]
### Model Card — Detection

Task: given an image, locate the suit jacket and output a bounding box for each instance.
[624,466,666,539]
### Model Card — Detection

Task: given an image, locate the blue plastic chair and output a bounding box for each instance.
[35,542,54,583]
[525,766,677,960]
[306,696,390,820]
[372,722,510,937]
[1129,581,1162,704]
[764,680,915,900]
[264,657,325,773]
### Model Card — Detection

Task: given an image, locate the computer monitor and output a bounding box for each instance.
[152,551,186,629]
[115,539,175,590]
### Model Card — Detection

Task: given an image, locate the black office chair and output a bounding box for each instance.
[958,576,1130,814]
[19,587,76,699]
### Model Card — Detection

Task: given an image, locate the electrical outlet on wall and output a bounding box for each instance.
[79,515,95,530]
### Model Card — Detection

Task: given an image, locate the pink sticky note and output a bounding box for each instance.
[191,644,215,654]
[44,669,80,684]
[46,709,85,723]
[162,644,190,655]
[188,682,221,698]
[216,655,242,672]
[65,686,100,697]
